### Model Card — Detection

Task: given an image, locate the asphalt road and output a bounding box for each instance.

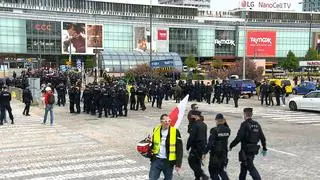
[0,95,319,180]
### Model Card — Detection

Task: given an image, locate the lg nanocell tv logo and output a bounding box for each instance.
[241,0,293,10]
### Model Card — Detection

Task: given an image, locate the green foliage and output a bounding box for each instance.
[193,74,205,80]
[281,51,299,70]
[288,72,320,77]
[84,57,95,68]
[184,54,197,69]
[305,48,319,60]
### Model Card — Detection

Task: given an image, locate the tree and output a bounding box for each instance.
[184,54,197,69]
[211,59,224,69]
[281,50,299,70]
[305,48,318,60]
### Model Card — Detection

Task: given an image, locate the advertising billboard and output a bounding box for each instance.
[215,30,236,56]
[26,20,61,53]
[134,26,169,52]
[151,59,174,69]
[156,28,169,52]
[87,24,103,54]
[313,32,320,53]
[62,22,86,54]
[239,0,299,11]
[247,31,276,57]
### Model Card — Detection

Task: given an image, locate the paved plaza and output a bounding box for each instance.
[0,96,319,180]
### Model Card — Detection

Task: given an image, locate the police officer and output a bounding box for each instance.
[74,87,81,114]
[205,82,213,104]
[68,86,76,113]
[186,110,209,180]
[206,113,230,180]
[229,108,267,180]
[0,85,14,125]
[221,80,229,104]
[136,84,146,111]
[118,86,129,117]
[129,85,136,110]
[156,83,165,109]
[22,86,33,116]
[233,84,241,108]
[56,83,66,106]
[82,85,91,114]
[212,81,221,104]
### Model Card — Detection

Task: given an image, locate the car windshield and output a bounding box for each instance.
[282,80,291,86]
[243,80,255,85]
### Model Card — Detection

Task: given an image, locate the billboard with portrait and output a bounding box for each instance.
[62,22,86,54]
[87,24,103,54]
[313,32,320,54]
[134,26,149,52]
[246,31,276,57]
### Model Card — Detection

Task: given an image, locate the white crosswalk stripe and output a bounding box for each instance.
[0,108,149,179]
[211,105,320,126]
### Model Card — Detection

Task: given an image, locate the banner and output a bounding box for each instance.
[134,26,169,53]
[313,33,320,53]
[247,31,276,57]
[87,24,104,54]
[239,0,298,11]
[151,59,174,69]
[62,22,87,54]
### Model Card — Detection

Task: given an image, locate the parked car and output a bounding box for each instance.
[268,78,293,94]
[229,79,256,97]
[289,90,320,111]
[292,81,317,95]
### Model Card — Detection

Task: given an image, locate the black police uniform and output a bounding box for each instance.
[230,116,267,180]
[56,83,66,106]
[212,83,221,104]
[68,86,76,113]
[206,123,230,180]
[74,87,81,113]
[187,116,209,180]
[0,89,14,125]
[136,85,146,111]
[129,86,136,110]
[205,84,213,104]
[82,87,91,113]
[233,87,241,108]
[22,88,33,116]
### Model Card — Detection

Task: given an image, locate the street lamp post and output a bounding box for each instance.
[309,13,313,49]
[242,12,247,80]
[149,0,153,66]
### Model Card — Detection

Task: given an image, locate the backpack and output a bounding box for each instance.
[48,94,55,104]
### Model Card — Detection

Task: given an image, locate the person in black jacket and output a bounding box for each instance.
[22,86,33,116]
[229,108,267,180]
[0,86,14,125]
[206,113,230,180]
[129,86,136,110]
[187,110,209,180]
[149,114,183,180]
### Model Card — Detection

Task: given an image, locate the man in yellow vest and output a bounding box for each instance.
[149,114,183,180]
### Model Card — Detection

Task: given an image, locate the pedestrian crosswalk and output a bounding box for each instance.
[210,105,320,126]
[0,113,149,179]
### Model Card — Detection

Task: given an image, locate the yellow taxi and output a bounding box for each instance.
[268,79,293,94]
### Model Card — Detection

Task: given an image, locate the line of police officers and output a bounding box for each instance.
[187,106,267,180]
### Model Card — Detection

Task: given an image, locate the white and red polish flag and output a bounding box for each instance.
[169,95,189,129]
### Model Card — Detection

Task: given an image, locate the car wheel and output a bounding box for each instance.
[292,89,297,95]
[289,101,297,111]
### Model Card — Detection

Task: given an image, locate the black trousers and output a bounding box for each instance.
[239,155,261,180]
[69,101,75,113]
[206,94,211,104]
[57,94,66,106]
[188,152,206,179]
[23,102,31,115]
[0,105,14,124]
[212,94,221,104]
[130,96,136,110]
[75,101,80,113]
[209,164,229,180]
[136,96,145,110]
[234,97,239,108]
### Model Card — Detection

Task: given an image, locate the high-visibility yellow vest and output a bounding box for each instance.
[152,125,177,161]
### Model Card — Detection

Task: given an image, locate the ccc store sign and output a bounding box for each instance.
[34,24,52,31]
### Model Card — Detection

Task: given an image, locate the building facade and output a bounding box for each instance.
[303,0,320,12]
[159,0,211,9]
[1,0,320,72]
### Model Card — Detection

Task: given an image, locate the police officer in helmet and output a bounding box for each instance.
[205,113,230,180]
[229,108,267,180]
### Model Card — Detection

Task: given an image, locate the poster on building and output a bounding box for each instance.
[215,30,236,56]
[156,28,169,52]
[134,26,149,52]
[26,20,61,54]
[247,31,276,57]
[87,24,103,54]
[313,32,320,53]
[239,0,299,11]
[62,22,87,54]
[133,26,169,52]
